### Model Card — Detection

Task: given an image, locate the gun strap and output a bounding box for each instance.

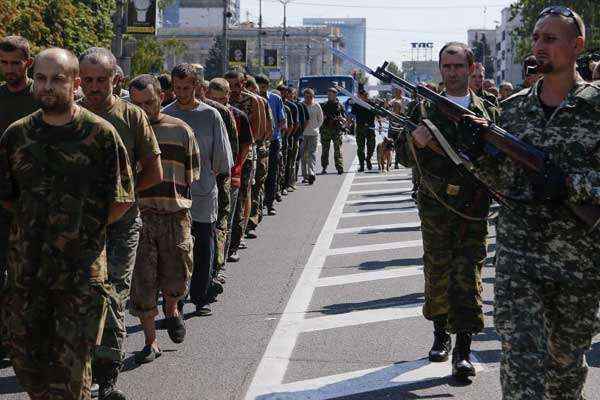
[408,126,486,222]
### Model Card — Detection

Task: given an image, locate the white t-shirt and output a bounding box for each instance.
[446,94,471,109]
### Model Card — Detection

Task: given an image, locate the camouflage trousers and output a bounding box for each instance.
[285,136,300,189]
[0,208,10,356]
[494,246,600,400]
[248,142,269,230]
[2,284,108,400]
[278,134,289,192]
[230,159,255,253]
[418,192,486,334]
[320,127,344,171]
[355,125,376,167]
[94,207,141,366]
[215,175,232,271]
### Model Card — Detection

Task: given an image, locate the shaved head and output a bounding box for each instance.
[34,47,79,77]
[79,47,117,77]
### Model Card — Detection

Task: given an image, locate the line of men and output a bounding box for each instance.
[393,6,600,400]
[0,34,332,400]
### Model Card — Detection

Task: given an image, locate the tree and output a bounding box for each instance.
[0,0,116,55]
[130,37,187,77]
[205,36,225,79]
[511,1,599,60]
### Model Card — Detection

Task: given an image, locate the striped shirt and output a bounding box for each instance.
[138,114,201,213]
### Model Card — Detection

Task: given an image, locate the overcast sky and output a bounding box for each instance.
[239,0,516,68]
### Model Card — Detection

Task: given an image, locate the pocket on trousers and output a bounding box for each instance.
[176,239,194,281]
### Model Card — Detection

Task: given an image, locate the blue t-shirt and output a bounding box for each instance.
[267,92,286,142]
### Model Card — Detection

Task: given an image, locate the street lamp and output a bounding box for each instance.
[278,0,293,82]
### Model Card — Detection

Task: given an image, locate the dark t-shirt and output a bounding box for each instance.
[229,105,253,146]
[0,79,40,134]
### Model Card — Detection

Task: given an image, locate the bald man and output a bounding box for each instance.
[0,48,135,400]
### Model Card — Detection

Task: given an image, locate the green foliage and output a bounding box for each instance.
[205,36,224,79]
[0,0,116,55]
[131,37,187,77]
[511,1,600,60]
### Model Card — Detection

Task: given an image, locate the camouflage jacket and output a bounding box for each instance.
[399,91,492,216]
[0,108,135,291]
[477,79,600,274]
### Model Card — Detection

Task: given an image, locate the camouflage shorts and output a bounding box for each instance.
[130,210,193,319]
[2,284,108,400]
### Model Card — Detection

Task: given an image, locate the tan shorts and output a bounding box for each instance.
[130,210,193,318]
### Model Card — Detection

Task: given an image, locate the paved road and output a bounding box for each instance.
[2,140,600,400]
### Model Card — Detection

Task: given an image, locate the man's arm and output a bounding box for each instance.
[212,112,234,176]
[108,202,132,224]
[136,154,163,191]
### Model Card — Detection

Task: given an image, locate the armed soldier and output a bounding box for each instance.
[463,7,600,399]
[351,88,379,172]
[320,87,346,175]
[402,42,493,381]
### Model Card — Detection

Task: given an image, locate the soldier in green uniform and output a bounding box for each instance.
[0,47,135,400]
[0,35,40,363]
[79,47,163,400]
[402,42,493,381]
[351,89,379,172]
[320,87,346,175]
[464,8,600,399]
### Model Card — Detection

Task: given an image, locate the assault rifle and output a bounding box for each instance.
[331,47,600,230]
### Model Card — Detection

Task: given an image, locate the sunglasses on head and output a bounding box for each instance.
[539,6,584,37]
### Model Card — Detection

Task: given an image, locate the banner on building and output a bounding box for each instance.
[264,49,278,68]
[229,40,247,66]
[126,0,157,34]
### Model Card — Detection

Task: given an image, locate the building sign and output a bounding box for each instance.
[411,42,434,48]
[126,0,157,34]
[264,49,278,68]
[229,40,247,66]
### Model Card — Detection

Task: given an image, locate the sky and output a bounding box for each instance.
[239,0,516,68]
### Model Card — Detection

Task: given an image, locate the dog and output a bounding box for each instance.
[377,137,395,173]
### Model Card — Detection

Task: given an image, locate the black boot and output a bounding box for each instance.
[428,320,451,362]
[98,363,128,400]
[452,332,476,381]
[358,163,365,172]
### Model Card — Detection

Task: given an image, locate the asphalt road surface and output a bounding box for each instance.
[2,139,600,400]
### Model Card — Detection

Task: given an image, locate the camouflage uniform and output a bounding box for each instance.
[0,108,135,400]
[351,102,378,169]
[399,91,492,334]
[476,80,600,400]
[248,95,272,230]
[320,100,346,172]
[81,97,161,377]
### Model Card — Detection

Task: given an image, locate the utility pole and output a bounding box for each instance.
[222,0,230,74]
[305,44,311,75]
[258,0,263,72]
[278,0,292,82]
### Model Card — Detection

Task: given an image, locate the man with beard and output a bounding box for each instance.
[79,47,163,400]
[405,42,493,381]
[0,35,40,363]
[0,47,135,400]
[464,8,600,399]
[164,64,232,317]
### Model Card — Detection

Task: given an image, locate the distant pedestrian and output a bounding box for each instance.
[301,88,324,184]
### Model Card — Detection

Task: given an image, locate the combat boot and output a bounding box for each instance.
[428,319,451,362]
[98,363,127,400]
[358,163,365,172]
[452,332,476,381]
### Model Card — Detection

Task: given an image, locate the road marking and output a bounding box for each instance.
[249,355,485,400]
[349,188,412,195]
[345,195,413,205]
[341,209,418,218]
[335,222,420,234]
[245,159,360,398]
[353,173,412,181]
[351,180,412,186]
[327,240,422,255]
[315,266,424,287]
[301,303,423,332]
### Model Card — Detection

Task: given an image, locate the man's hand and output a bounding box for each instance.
[459,115,489,160]
[411,124,433,149]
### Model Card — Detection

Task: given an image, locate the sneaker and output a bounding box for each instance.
[287,186,295,192]
[238,240,248,249]
[135,345,162,364]
[215,272,226,284]
[282,189,288,196]
[321,168,327,174]
[195,306,213,316]
[267,208,277,216]
[165,315,186,344]
[245,230,258,239]
[366,160,373,170]
[275,193,283,202]
[227,251,240,262]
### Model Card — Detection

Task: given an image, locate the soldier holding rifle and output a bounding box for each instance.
[461,7,600,399]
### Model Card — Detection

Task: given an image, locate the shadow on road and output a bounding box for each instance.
[351,191,412,198]
[358,258,423,271]
[356,226,421,235]
[310,293,425,316]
